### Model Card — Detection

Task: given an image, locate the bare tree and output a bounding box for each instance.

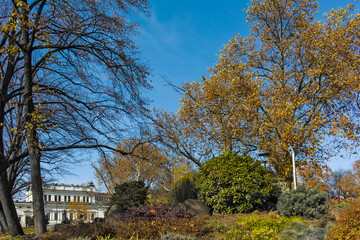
[1,0,150,236]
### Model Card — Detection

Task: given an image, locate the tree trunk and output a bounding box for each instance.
[0,169,23,235]
[0,203,9,234]
[23,39,47,236]
[28,148,46,235]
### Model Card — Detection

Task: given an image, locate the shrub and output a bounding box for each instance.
[114,218,209,240]
[66,237,91,240]
[279,221,330,240]
[39,222,116,240]
[207,219,229,233]
[224,215,303,240]
[326,198,360,239]
[329,202,350,210]
[196,152,279,213]
[171,177,197,204]
[160,232,196,240]
[118,205,194,222]
[109,180,148,212]
[277,184,328,219]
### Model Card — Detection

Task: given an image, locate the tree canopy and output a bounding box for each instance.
[154,0,360,186]
[94,138,172,193]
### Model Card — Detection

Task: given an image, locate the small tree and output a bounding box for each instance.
[109,181,148,212]
[171,177,198,204]
[277,184,328,219]
[196,152,279,213]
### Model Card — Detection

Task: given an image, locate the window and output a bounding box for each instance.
[70,213,73,220]
[68,196,71,202]
[46,213,50,221]
[54,213,58,220]
[48,195,51,201]
[44,195,47,201]
[91,213,94,220]
[58,195,61,202]
[54,195,57,201]
[86,197,89,203]
[83,196,85,202]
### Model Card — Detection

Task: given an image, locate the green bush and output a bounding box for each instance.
[196,152,279,213]
[277,185,328,219]
[171,177,198,204]
[109,180,148,211]
[329,202,350,210]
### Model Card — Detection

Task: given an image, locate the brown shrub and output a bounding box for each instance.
[37,218,209,240]
[39,222,115,240]
[114,218,210,239]
[326,198,360,240]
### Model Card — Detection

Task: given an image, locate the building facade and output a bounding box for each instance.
[15,183,109,227]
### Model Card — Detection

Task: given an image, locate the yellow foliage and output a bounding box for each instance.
[69,201,90,220]
[156,0,360,185]
[94,139,172,193]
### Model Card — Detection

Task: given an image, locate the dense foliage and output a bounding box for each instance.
[326,198,360,239]
[109,181,148,211]
[35,219,207,240]
[153,0,360,190]
[225,215,303,240]
[171,177,198,204]
[95,140,172,193]
[38,222,116,240]
[117,205,194,222]
[196,152,279,213]
[277,185,328,219]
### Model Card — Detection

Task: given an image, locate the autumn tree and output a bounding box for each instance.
[1,0,150,236]
[94,138,172,193]
[69,201,91,221]
[299,161,332,192]
[154,0,360,187]
[334,160,360,201]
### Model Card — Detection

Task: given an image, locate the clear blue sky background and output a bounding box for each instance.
[58,0,359,187]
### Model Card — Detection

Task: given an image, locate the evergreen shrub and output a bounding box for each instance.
[109,180,148,212]
[171,177,197,204]
[196,152,279,213]
[277,184,328,219]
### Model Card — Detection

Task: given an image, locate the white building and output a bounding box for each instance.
[15,183,109,227]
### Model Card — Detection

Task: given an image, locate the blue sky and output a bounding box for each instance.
[58,0,359,186]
